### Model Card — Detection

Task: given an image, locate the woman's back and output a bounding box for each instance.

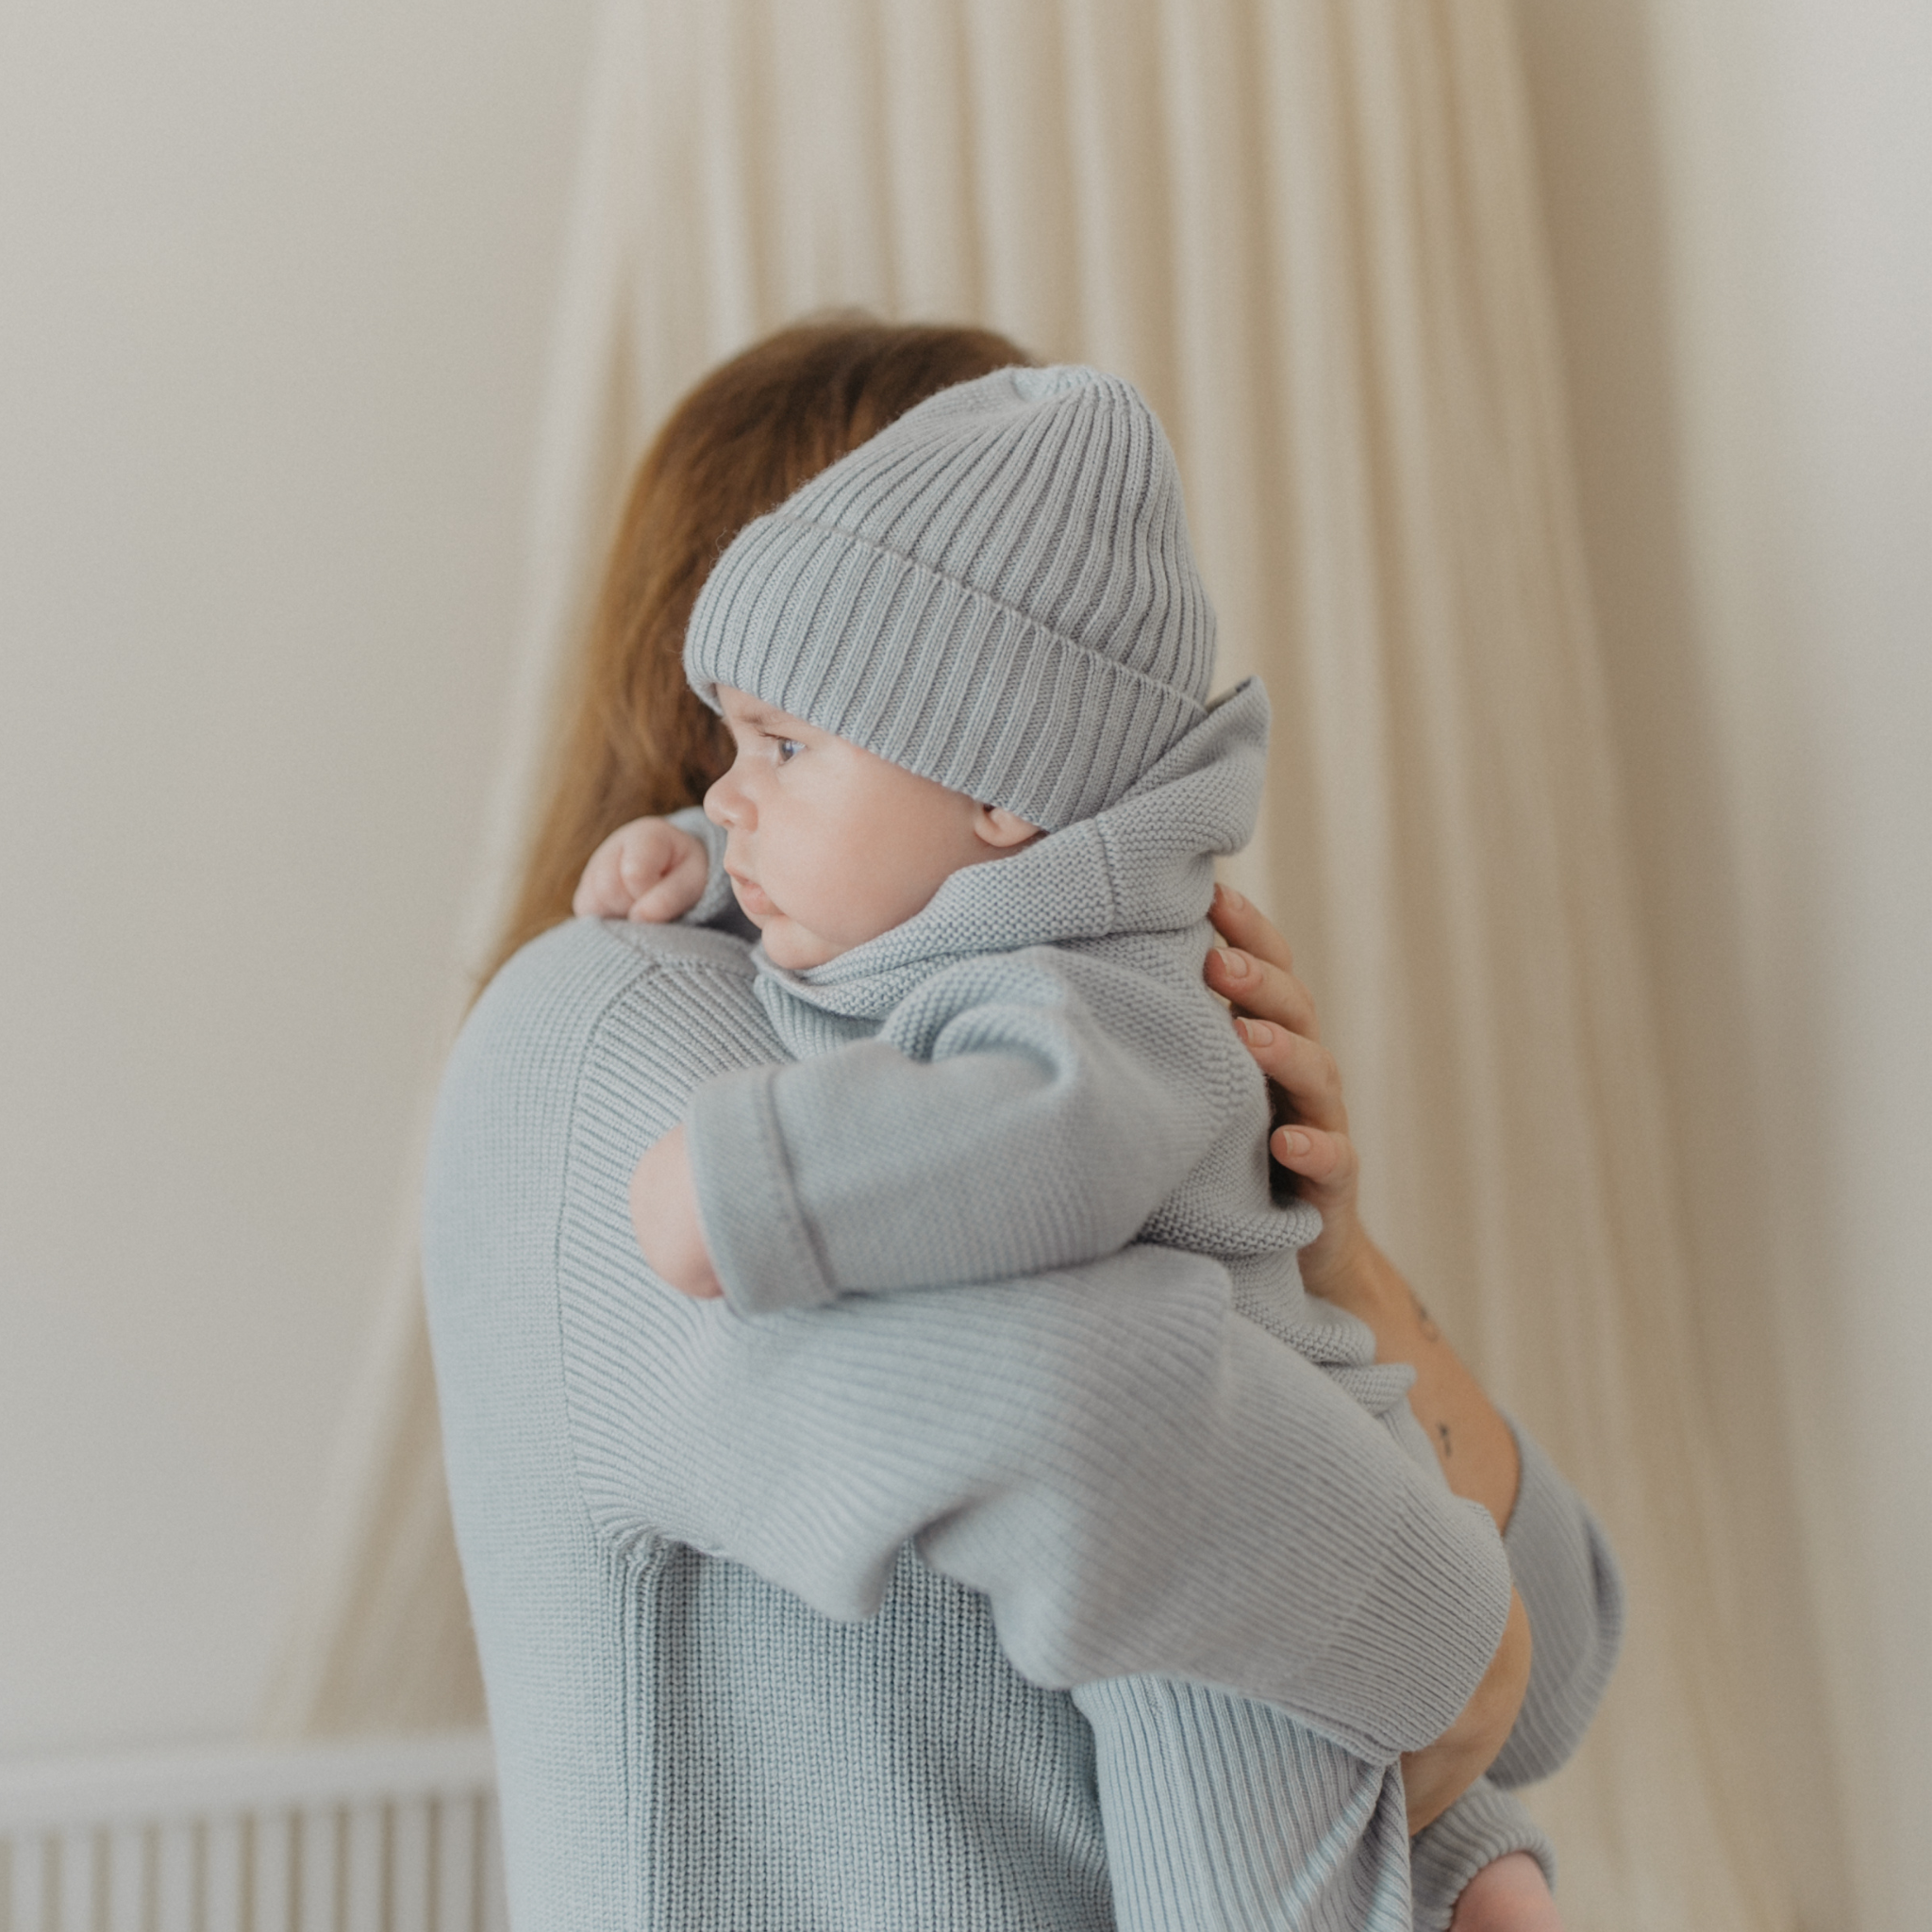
[425,915,1113,1928]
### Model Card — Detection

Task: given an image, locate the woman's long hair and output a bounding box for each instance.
[482,314,1033,990]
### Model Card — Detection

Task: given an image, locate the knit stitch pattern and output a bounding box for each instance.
[685,366,1215,830]
[423,916,1620,1929]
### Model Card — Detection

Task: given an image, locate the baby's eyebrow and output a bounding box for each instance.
[734,698,804,733]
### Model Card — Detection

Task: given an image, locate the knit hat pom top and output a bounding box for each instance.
[684,364,1218,831]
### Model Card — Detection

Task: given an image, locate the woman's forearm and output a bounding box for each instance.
[1312,1229,1521,1532]
[1203,892,1521,1531]
[1207,888,1623,1793]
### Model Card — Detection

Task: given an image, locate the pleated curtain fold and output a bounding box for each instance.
[271,6,1829,1924]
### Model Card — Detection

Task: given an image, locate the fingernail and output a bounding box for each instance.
[1278,1128,1311,1158]
[1214,947,1247,978]
[1238,1018,1274,1047]
[1222,886,1247,912]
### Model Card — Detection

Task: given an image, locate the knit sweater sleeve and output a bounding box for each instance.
[1072,1675,1557,1932]
[1490,1421,1626,1784]
[425,919,1512,1761]
[686,948,1227,1316]
[1410,1780,1557,1932]
[1061,1424,1610,1932]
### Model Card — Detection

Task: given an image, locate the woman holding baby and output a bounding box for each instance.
[423,320,1619,1931]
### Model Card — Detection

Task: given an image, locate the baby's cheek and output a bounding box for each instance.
[795,855,895,953]
[755,894,843,971]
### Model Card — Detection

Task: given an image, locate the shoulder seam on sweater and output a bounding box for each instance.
[589,921,759,984]
[548,964,666,1564]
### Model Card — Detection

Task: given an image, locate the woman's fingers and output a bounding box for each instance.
[1202,887,1367,1280]
[1208,882,1297,975]
[1231,1015,1347,1134]
[1205,944,1321,1041]
[1207,903,1350,1141]
[1268,1121,1357,1191]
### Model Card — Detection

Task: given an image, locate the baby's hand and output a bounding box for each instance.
[629,1124,724,1300]
[574,817,708,923]
[1449,1854,1563,1932]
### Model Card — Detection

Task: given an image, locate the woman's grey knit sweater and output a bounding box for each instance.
[421,685,1622,1928]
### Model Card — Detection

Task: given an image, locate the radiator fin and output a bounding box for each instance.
[0,1735,503,1932]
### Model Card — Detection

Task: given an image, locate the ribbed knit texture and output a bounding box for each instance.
[684,366,1215,830]
[423,916,1623,1929]
[1079,1674,1412,1932]
[1407,1782,1557,1932]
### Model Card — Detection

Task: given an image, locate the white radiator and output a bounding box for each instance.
[0,1732,503,1932]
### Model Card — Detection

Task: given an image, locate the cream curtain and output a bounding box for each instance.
[271,4,1836,1924]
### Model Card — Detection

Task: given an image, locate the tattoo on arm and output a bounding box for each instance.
[1437,1421,1453,1458]
[1409,1289,1441,1342]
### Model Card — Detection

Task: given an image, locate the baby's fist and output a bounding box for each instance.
[629,1124,724,1300]
[575,817,708,924]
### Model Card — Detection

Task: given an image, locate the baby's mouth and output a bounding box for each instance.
[725,868,778,919]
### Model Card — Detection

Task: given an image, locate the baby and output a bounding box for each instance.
[583,365,1562,1932]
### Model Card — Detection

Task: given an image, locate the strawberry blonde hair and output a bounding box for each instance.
[482,315,1033,989]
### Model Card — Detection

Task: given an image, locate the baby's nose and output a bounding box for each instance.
[704,770,748,829]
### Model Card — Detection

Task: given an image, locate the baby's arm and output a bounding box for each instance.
[673,951,1229,1315]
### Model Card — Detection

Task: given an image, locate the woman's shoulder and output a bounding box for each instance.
[487,914,758,1013]
[441,917,775,1158]
[463,918,756,1073]
[425,918,775,1307]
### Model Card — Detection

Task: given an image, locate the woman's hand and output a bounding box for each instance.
[1209,887,1537,1830]
[1205,884,1365,1297]
[1205,882,1524,1530]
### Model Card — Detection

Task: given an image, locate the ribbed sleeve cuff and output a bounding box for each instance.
[685,1064,835,1315]
[1299,1487,1513,1758]
[1409,1779,1556,1932]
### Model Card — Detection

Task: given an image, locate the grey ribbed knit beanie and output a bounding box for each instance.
[684,364,1217,831]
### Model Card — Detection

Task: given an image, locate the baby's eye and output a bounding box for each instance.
[774,738,804,764]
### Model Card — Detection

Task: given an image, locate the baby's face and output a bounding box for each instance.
[704,687,1027,970]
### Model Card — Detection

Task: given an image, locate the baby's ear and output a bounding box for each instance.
[974,804,1043,851]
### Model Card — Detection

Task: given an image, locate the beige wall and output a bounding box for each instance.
[0,0,596,1753]
[1517,1,1931,1924]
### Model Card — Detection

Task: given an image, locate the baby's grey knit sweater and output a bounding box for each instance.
[671,676,1621,1928]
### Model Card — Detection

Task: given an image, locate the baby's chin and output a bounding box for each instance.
[733,882,886,970]
[753,915,847,973]
[729,882,833,969]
